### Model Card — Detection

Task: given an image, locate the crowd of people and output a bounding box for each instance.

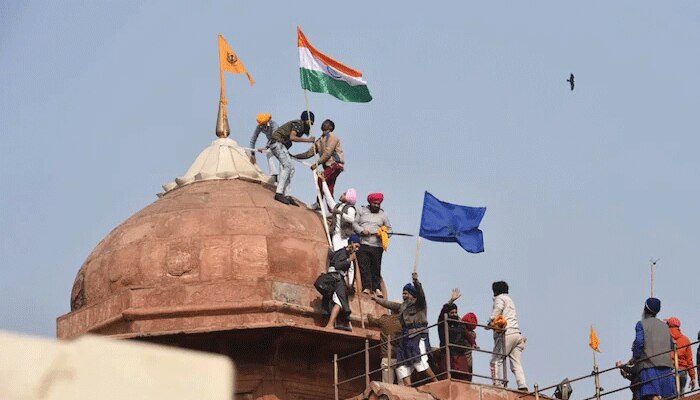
[248,112,698,396]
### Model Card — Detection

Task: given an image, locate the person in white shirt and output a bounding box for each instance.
[487,281,527,391]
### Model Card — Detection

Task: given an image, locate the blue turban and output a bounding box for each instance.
[403,283,417,298]
[348,234,361,245]
[645,297,661,315]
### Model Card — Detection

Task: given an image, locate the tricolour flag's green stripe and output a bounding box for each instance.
[300,68,372,103]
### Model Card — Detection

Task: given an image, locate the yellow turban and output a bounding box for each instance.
[256,113,272,125]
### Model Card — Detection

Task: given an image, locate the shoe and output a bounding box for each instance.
[517,387,529,393]
[285,196,299,206]
[307,201,321,211]
[274,193,290,205]
[334,323,353,332]
[362,289,371,295]
[375,289,384,298]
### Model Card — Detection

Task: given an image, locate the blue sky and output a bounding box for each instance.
[1,1,699,397]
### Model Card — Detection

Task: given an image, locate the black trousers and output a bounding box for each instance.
[357,245,383,291]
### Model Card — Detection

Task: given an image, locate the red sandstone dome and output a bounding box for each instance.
[57,137,387,398]
[58,177,384,338]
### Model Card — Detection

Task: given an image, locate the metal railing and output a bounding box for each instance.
[517,339,700,400]
[333,315,700,400]
[332,316,509,399]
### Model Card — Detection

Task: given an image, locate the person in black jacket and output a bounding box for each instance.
[437,288,477,381]
[321,235,361,331]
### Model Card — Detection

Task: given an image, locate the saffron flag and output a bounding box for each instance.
[218,35,254,85]
[418,192,486,253]
[589,325,601,352]
[297,27,372,103]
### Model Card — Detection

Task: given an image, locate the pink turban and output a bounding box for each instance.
[367,192,384,203]
[344,188,357,205]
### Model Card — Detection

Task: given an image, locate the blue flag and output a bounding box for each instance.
[418,191,486,253]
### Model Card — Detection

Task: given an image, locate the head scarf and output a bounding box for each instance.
[665,316,680,328]
[344,188,357,205]
[348,234,361,245]
[367,193,384,204]
[256,113,272,125]
[462,312,478,330]
[645,297,661,315]
[402,283,417,298]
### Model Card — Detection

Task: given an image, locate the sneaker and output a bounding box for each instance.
[286,196,299,206]
[274,193,290,205]
[306,201,321,211]
[517,387,529,393]
[375,289,384,298]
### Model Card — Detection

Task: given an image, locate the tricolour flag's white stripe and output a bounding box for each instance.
[299,47,368,87]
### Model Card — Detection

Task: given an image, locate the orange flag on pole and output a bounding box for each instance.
[589,325,601,353]
[218,34,255,86]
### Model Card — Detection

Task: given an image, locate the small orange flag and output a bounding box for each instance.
[218,35,254,85]
[589,325,601,352]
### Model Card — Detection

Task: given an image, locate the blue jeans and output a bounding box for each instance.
[269,142,294,195]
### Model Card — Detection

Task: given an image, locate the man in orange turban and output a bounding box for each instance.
[249,113,279,182]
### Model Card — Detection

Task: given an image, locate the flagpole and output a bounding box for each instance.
[649,258,659,297]
[299,37,330,247]
[412,237,422,274]
[218,34,226,104]
[591,324,601,400]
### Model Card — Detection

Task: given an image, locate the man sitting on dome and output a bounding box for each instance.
[248,113,279,182]
[317,234,361,331]
[268,111,316,205]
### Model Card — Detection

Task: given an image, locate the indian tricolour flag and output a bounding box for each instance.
[298,27,372,103]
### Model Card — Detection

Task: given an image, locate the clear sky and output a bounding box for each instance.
[1,1,699,397]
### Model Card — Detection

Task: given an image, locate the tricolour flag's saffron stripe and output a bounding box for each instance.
[297,27,372,103]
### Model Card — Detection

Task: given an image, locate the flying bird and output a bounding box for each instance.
[567,73,575,91]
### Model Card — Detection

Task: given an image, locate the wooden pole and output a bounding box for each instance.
[354,258,366,329]
[673,342,681,399]
[334,353,339,400]
[412,237,422,274]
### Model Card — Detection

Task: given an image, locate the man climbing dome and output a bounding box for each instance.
[267,111,316,205]
[353,192,392,297]
[248,113,279,182]
[293,119,345,210]
[320,181,357,252]
[317,234,361,331]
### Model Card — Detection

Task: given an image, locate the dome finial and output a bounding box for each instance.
[215,98,230,138]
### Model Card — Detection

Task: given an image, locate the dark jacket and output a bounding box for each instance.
[437,304,468,355]
[375,279,427,330]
